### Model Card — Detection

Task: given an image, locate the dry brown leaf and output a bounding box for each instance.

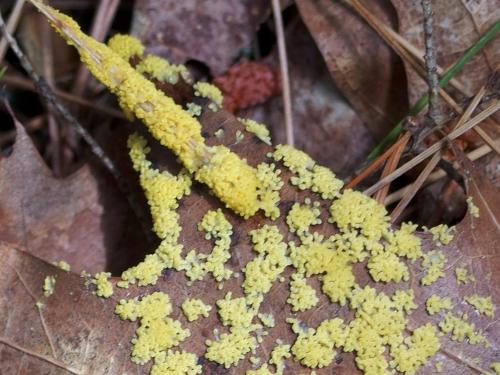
[296,0,409,139]
[131,0,271,75]
[0,117,146,275]
[240,18,374,178]
[391,0,500,105]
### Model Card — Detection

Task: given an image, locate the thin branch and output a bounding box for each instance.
[421,0,442,125]
[0,0,25,62]
[384,139,498,205]
[0,10,152,244]
[271,0,294,146]
[364,100,500,195]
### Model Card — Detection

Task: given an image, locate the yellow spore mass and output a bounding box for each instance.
[426,295,453,315]
[182,298,212,322]
[269,343,292,374]
[420,250,446,285]
[193,81,223,111]
[115,292,190,364]
[455,265,475,284]
[287,273,318,312]
[425,224,455,246]
[464,295,495,317]
[466,196,480,218]
[286,200,322,235]
[35,3,261,218]
[43,275,56,297]
[150,350,202,375]
[91,272,113,298]
[107,34,144,61]
[439,312,488,346]
[238,118,272,146]
[52,260,71,271]
[136,54,189,85]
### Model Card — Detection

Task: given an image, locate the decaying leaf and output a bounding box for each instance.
[131,0,271,75]
[296,0,409,139]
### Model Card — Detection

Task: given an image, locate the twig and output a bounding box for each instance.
[364,100,499,195]
[0,0,25,62]
[365,20,500,162]
[71,0,120,96]
[421,0,442,125]
[1,74,126,118]
[345,131,411,189]
[271,0,294,146]
[384,139,498,205]
[373,134,408,203]
[0,10,152,244]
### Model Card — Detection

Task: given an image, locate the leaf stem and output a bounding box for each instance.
[365,20,500,162]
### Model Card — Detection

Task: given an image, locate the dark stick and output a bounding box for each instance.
[0,10,154,245]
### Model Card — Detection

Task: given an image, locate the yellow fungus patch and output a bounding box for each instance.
[115,292,190,364]
[236,130,245,143]
[368,252,409,283]
[389,323,440,375]
[205,326,259,368]
[288,273,318,312]
[243,225,290,301]
[181,298,212,322]
[455,265,475,284]
[466,196,480,218]
[150,350,202,375]
[193,81,223,111]
[384,223,422,261]
[464,295,495,317]
[420,250,446,286]
[43,275,56,297]
[198,209,233,282]
[91,272,113,298]
[136,54,189,85]
[310,165,343,199]
[435,361,443,372]
[186,102,202,117]
[52,260,71,271]
[246,364,274,375]
[391,290,418,314]
[255,162,283,220]
[238,118,272,146]
[107,34,144,61]
[491,362,500,374]
[330,189,390,242]
[439,312,488,346]
[290,318,346,368]
[269,343,292,374]
[426,295,453,315]
[425,224,455,246]
[257,313,275,328]
[286,200,321,235]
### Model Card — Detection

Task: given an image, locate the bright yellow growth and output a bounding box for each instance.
[439,312,488,346]
[91,272,113,298]
[255,162,283,220]
[238,118,272,146]
[367,252,409,283]
[273,145,343,199]
[198,209,233,282]
[384,223,422,261]
[389,323,440,375]
[464,295,495,317]
[287,273,318,312]
[426,295,453,315]
[257,313,275,328]
[286,200,322,235]
[391,290,418,314]
[193,81,223,111]
[115,292,190,364]
[455,265,475,284]
[43,275,56,297]
[290,318,346,368]
[150,350,202,375]
[466,196,480,218]
[246,364,274,375]
[243,225,290,304]
[425,224,455,246]
[420,250,446,286]
[186,102,202,117]
[181,298,212,322]
[269,343,292,374]
[491,362,500,374]
[107,34,144,61]
[52,260,71,271]
[36,2,262,218]
[136,54,189,85]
